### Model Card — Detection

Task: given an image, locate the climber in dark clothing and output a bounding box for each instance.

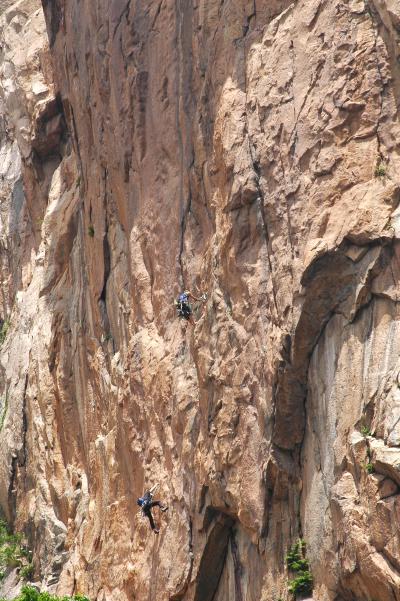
[137,489,168,534]
[175,290,206,325]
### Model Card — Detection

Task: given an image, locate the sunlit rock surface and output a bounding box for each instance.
[0,0,400,599]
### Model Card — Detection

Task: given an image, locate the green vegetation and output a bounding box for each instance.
[0,520,31,581]
[366,462,375,474]
[361,425,372,437]
[0,521,90,600]
[87,225,95,237]
[0,586,89,601]
[286,539,308,571]
[0,392,9,432]
[19,563,34,581]
[286,539,313,597]
[288,571,314,596]
[0,319,10,346]
[375,162,386,177]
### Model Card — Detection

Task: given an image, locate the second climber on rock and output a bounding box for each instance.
[137,487,168,534]
[175,290,206,325]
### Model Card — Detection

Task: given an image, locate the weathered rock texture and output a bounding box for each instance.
[1,0,400,599]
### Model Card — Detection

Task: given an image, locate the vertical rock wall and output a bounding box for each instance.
[0,0,75,586]
[0,0,400,599]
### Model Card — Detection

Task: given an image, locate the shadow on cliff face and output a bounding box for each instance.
[41,0,63,47]
[193,511,234,601]
[191,506,265,601]
[273,239,393,450]
[192,508,252,601]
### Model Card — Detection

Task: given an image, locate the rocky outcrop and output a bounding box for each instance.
[0,0,400,599]
[0,0,71,587]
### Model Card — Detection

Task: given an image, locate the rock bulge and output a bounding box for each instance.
[0,0,400,599]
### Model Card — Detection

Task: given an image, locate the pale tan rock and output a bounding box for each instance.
[0,0,400,599]
[379,477,399,499]
[370,439,400,485]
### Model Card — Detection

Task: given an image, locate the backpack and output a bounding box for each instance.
[178,293,189,304]
[138,490,152,513]
[175,300,192,319]
[175,293,191,319]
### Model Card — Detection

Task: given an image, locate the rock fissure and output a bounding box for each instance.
[367,1,388,161]
[230,530,244,601]
[112,0,130,40]
[1,0,400,599]
[194,513,234,601]
[242,46,280,320]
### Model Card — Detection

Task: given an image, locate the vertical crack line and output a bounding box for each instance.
[185,516,194,596]
[8,454,18,523]
[21,372,28,468]
[112,0,130,39]
[257,193,279,318]
[175,0,190,289]
[230,530,244,601]
[289,39,297,127]
[367,2,387,160]
[277,123,295,269]
[7,373,29,522]
[241,38,279,320]
[179,186,192,291]
[288,50,324,148]
[200,160,213,223]
[65,102,84,191]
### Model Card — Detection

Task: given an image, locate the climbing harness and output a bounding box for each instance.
[175,291,207,320]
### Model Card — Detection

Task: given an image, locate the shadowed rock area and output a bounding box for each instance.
[0,0,400,599]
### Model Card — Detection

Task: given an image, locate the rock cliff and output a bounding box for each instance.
[1,0,400,600]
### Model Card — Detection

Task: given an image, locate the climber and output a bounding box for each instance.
[137,487,168,534]
[175,290,207,325]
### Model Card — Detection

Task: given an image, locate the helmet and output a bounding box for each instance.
[137,498,144,507]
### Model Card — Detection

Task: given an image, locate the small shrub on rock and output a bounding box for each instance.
[366,462,375,474]
[20,562,34,581]
[286,539,313,597]
[286,539,305,569]
[0,586,90,601]
[361,425,371,437]
[0,525,90,600]
[288,570,313,595]
[375,162,386,177]
[0,520,25,578]
[0,319,10,345]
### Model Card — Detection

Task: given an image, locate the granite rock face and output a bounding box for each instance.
[0,0,400,599]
